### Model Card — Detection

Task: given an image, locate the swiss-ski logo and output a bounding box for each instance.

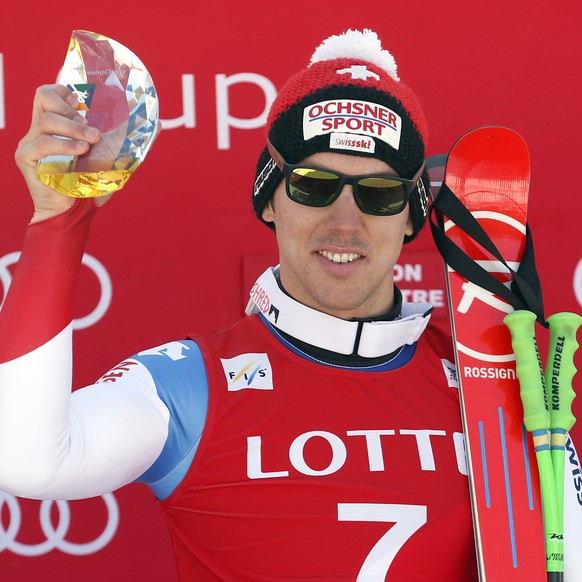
[330,132,375,154]
[221,352,273,391]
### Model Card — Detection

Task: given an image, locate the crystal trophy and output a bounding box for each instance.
[36,30,159,198]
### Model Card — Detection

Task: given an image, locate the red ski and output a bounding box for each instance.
[433,126,547,581]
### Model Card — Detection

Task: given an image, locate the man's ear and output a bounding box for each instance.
[405,213,414,237]
[262,198,275,224]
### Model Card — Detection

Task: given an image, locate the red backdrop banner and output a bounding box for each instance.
[1,1,581,579]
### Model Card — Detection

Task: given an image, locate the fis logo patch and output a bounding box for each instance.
[67,83,96,111]
[441,358,458,389]
[221,352,273,391]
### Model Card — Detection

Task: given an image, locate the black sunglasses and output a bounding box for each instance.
[267,140,425,217]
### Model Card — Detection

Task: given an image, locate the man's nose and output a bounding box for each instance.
[324,185,363,231]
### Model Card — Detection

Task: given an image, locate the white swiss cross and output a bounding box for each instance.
[336,65,380,81]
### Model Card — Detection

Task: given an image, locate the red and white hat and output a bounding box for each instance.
[252,28,429,242]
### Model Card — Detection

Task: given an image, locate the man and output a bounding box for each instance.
[0,29,553,580]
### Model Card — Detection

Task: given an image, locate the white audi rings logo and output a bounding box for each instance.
[0,491,119,555]
[0,252,112,329]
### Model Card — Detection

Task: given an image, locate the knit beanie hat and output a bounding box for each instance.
[252,29,429,243]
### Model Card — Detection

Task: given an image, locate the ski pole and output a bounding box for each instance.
[503,310,562,581]
[544,312,581,576]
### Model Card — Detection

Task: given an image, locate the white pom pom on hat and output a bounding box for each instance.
[310,28,400,82]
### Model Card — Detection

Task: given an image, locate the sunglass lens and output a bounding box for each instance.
[357,177,407,215]
[288,168,340,206]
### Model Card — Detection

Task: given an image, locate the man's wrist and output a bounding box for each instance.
[30,199,78,224]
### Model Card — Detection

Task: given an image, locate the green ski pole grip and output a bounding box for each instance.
[545,312,582,432]
[504,310,562,576]
[504,310,550,431]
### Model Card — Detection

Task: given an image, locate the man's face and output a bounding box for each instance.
[262,151,414,320]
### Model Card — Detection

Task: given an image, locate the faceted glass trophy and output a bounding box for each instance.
[36,30,159,198]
